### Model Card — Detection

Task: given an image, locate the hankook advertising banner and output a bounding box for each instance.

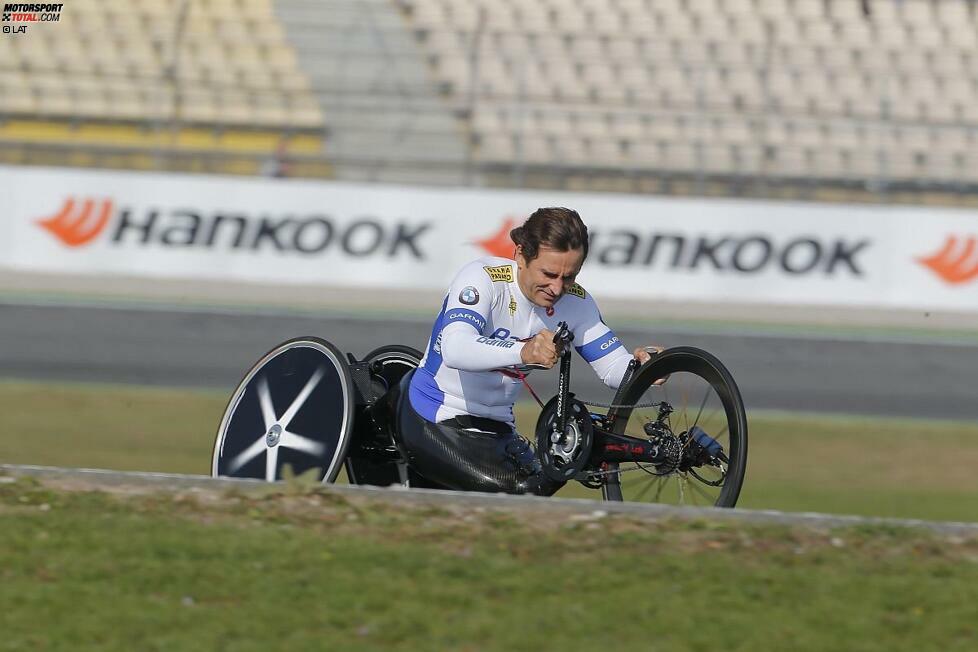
[2,165,977,312]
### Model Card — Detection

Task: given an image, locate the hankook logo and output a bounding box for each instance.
[476,217,870,277]
[475,217,519,258]
[917,235,978,285]
[37,198,114,247]
[33,197,431,259]
[589,231,869,276]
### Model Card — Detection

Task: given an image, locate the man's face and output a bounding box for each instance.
[516,245,585,308]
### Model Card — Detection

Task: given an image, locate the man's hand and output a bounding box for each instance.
[521,329,559,368]
[633,345,667,385]
[632,345,663,365]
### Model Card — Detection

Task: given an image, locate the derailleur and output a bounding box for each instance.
[643,403,725,473]
[641,402,682,473]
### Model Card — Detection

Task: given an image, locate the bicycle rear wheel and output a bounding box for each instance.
[212,337,354,483]
[601,347,747,508]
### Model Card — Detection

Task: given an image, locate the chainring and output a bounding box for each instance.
[535,396,594,482]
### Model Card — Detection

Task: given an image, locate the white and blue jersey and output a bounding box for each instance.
[409,256,633,425]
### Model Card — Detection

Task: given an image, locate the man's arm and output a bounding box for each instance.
[567,290,660,389]
[441,322,524,371]
[579,332,633,389]
[437,261,525,372]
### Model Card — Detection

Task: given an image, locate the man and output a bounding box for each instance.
[395,207,659,495]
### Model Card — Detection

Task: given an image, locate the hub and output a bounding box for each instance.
[550,421,581,464]
[653,434,682,473]
[265,424,282,447]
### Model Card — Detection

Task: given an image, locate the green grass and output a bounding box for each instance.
[2,379,977,522]
[0,380,222,475]
[3,380,978,650]
[734,411,978,522]
[1,476,977,652]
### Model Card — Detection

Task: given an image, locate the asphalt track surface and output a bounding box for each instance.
[2,300,977,420]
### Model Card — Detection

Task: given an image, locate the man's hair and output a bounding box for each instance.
[509,207,589,262]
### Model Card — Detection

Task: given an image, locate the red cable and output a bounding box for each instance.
[498,368,545,408]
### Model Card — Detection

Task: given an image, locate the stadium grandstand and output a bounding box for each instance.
[1,0,977,204]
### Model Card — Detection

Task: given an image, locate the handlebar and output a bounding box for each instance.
[521,322,574,370]
[552,321,574,347]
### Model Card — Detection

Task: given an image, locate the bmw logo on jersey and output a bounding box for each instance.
[458,286,480,305]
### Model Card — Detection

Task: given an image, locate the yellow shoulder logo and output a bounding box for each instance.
[483,264,514,283]
[566,283,586,299]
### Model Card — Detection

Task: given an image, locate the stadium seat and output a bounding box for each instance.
[4,0,977,191]
[0,0,324,177]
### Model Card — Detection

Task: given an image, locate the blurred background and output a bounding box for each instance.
[1,0,977,520]
[0,0,976,200]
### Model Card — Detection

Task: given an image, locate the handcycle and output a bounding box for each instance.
[212,323,748,507]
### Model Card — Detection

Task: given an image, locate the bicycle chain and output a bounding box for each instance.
[577,398,665,410]
[573,357,665,411]
[582,463,671,479]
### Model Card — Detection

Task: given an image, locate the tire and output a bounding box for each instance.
[361,345,423,391]
[600,347,748,508]
[344,345,423,487]
[212,337,355,483]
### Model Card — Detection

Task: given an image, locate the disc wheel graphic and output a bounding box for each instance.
[212,337,355,483]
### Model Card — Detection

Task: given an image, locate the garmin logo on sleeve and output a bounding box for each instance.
[476,336,515,348]
[446,311,487,331]
[600,336,620,350]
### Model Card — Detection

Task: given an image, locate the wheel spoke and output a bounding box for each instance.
[279,366,326,428]
[686,476,718,504]
[693,407,723,442]
[257,376,276,430]
[652,473,669,502]
[632,472,659,502]
[265,444,279,482]
[680,377,691,435]
[281,430,326,457]
[690,388,710,432]
[227,436,267,474]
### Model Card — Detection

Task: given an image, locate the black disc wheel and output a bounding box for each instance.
[212,337,355,483]
[601,347,747,508]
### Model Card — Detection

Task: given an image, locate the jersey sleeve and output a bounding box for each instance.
[439,261,525,372]
[567,289,632,389]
